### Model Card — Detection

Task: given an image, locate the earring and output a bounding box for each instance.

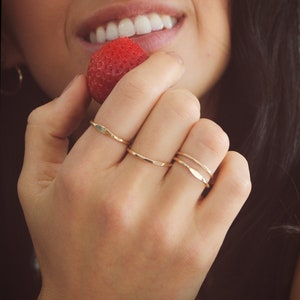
[1,66,23,96]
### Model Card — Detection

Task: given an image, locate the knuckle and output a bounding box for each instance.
[56,162,92,203]
[224,152,252,198]
[192,119,230,155]
[145,216,180,254]
[181,240,210,272]
[229,175,251,200]
[162,89,201,122]
[99,189,136,234]
[151,222,172,249]
[101,203,130,233]
[27,106,46,125]
[116,72,158,100]
[57,168,137,232]
[27,101,57,126]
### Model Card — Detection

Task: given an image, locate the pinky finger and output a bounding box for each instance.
[196,151,251,251]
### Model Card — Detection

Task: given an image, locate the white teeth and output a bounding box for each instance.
[148,13,164,31]
[161,15,176,29]
[89,13,178,44]
[134,15,152,35]
[118,18,135,37]
[89,32,97,44]
[96,27,106,43]
[106,21,119,41]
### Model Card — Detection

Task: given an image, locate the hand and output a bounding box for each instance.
[18,52,251,300]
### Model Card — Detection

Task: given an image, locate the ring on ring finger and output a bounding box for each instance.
[173,157,210,188]
[173,152,213,188]
[176,151,213,179]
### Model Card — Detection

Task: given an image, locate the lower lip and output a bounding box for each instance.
[78,17,184,54]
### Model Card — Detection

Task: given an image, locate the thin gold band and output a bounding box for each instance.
[90,121,130,145]
[127,148,173,167]
[173,157,210,188]
[176,151,213,178]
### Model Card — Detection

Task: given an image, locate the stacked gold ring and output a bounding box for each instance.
[90,121,212,185]
[174,152,213,188]
[176,151,213,178]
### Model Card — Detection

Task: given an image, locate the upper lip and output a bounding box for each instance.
[77,1,184,40]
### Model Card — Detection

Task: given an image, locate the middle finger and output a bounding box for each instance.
[122,88,200,185]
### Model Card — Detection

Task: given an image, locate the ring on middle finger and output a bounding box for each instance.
[127,147,173,167]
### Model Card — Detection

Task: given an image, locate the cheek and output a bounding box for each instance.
[178,0,231,98]
[24,49,81,98]
[5,1,79,98]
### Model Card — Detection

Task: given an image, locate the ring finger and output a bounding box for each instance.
[164,118,229,206]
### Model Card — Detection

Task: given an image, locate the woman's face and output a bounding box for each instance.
[3,0,230,105]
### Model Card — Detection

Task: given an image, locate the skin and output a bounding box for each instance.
[2,0,230,102]
[3,0,254,299]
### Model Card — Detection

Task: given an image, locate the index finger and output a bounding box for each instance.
[73,51,185,168]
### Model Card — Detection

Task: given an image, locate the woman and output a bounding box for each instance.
[1,0,299,299]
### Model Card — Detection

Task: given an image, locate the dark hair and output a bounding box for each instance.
[1,1,299,299]
[198,1,300,299]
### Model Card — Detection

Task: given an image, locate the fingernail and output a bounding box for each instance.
[166,51,184,65]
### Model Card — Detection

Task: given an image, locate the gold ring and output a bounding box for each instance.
[176,151,213,179]
[90,121,130,145]
[173,157,210,188]
[127,148,173,167]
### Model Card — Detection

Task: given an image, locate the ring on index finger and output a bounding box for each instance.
[90,120,130,145]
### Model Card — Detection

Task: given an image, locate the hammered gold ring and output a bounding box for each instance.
[90,121,130,145]
[127,147,173,167]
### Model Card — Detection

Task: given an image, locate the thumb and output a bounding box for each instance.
[18,74,90,207]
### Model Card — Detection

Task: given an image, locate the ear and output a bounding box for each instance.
[1,28,25,69]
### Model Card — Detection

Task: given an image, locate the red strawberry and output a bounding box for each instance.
[87,37,149,104]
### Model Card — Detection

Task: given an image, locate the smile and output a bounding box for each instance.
[88,13,178,44]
